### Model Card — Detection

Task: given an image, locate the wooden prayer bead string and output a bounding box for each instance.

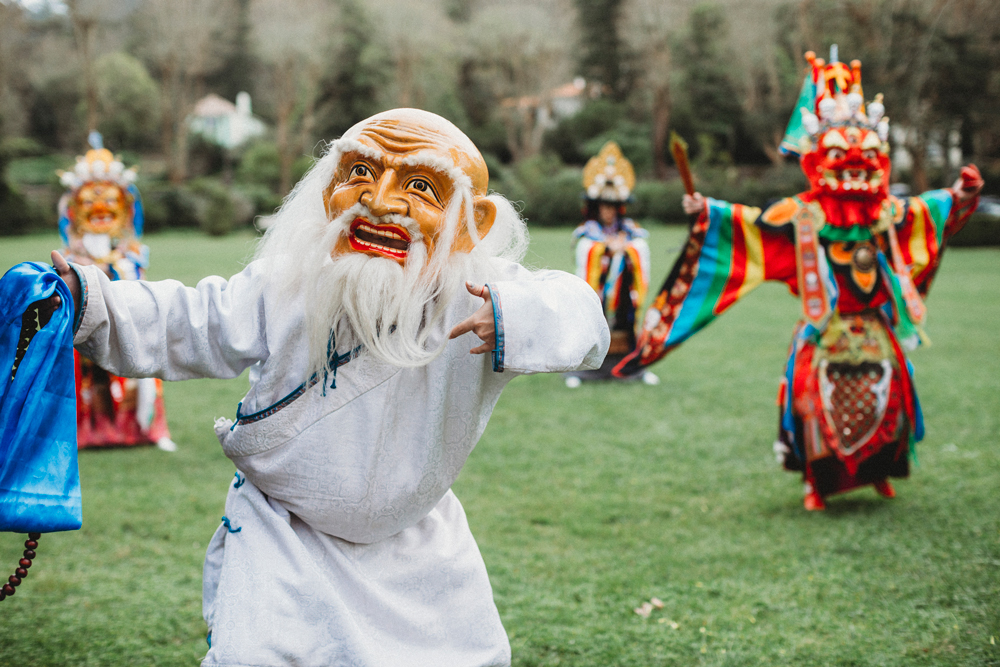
[0,533,41,601]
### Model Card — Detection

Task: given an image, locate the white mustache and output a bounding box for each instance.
[335,203,424,246]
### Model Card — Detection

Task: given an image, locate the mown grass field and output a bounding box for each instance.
[1,228,998,666]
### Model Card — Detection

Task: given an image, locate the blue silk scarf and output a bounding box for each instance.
[0,262,81,533]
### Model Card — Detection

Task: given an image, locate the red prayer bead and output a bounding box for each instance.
[19,558,31,568]
[28,533,40,540]
[15,568,27,578]
[25,540,38,549]
[9,575,21,586]
[2,584,13,596]
[23,549,36,559]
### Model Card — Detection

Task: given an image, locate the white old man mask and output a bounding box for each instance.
[256,109,527,377]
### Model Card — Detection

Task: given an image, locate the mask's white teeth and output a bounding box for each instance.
[358,222,408,242]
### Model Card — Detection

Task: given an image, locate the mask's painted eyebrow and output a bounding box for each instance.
[400,153,472,190]
[330,138,383,163]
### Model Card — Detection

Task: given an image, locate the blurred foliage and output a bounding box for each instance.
[314,0,393,138]
[234,140,311,193]
[187,178,243,237]
[950,210,1000,247]
[92,52,161,150]
[0,144,48,235]
[671,5,745,162]
[575,0,636,101]
[0,0,997,239]
[29,74,82,151]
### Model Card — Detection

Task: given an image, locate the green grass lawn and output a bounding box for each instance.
[1,228,998,666]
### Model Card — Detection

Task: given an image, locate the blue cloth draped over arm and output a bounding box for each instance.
[0,262,81,533]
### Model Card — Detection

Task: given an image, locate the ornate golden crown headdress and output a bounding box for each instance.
[56,132,137,191]
[583,142,635,202]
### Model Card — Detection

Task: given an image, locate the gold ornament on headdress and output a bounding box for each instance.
[56,134,138,192]
[582,141,635,202]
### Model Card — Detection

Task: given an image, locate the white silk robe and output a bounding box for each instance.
[72,258,609,667]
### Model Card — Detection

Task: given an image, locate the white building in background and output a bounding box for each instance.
[188,92,267,150]
[502,77,596,132]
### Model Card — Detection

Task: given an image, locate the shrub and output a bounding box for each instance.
[233,183,283,220]
[236,141,281,190]
[187,178,239,237]
[950,211,1000,247]
[491,154,583,227]
[93,52,161,150]
[525,168,583,227]
[0,148,49,235]
[1,137,48,159]
[630,180,687,225]
[139,181,200,233]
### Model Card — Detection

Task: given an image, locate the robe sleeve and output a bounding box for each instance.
[484,265,609,374]
[72,261,269,381]
[615,197,797,374]
[896,188,974,296]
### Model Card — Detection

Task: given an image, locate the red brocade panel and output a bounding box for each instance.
[817,361,905,475]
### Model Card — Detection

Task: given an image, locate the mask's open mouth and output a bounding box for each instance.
[348,218,411,261]
[823,169,883,192]
[86,213,119,229]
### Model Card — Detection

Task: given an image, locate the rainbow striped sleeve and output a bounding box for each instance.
[899,189,954,293]
[624,199,796,371]
[575,237,608,293]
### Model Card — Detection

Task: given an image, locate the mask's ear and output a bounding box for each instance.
[454,197,496,254]
[473,197,496,240]
[323,180,337,220]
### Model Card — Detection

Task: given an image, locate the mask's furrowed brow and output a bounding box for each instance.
[400,153,473,191]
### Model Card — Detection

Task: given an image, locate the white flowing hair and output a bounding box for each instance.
[254,138,529,378]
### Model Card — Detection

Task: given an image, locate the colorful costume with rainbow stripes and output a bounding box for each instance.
[569,142,652,381]
[616,49,981,507]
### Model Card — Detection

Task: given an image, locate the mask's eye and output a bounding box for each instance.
[826,148,846,161]
[349,163,372,180]
[406,177,440,203]
[862,149,877,161]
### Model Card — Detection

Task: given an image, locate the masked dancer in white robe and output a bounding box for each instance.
[50,108,609,667]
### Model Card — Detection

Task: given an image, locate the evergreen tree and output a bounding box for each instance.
[575,0,634,101]
[208,0,256,100]
[674,5,743,162]
[315,0,392,137]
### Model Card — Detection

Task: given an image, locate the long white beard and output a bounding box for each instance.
[253,142,530,380]
[297,203,473,377]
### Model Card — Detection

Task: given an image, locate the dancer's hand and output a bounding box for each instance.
[449,282,496,355]
[682,192,706,216]
[952,164,984,203]
[50,250,80,317]
[606,231,627,254]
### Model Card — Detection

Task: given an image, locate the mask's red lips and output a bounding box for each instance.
[349,217,411,260]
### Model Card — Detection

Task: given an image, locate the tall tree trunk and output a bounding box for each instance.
[396,52,412,107]
[763,129,785,166]
[160,60,176,163]
[69,7,98,133]
[277,60,296,196]
[299,64,321,156]
[169,70,190,184]
[651,83,671,180]
[908,129,929,194]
